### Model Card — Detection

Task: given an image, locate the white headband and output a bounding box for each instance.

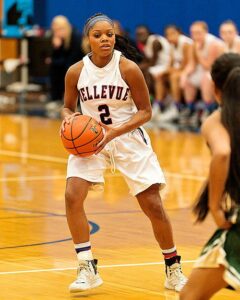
[84,15,113,36]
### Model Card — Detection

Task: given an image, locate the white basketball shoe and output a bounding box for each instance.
[69,259,103,292]
[164,256,188,292]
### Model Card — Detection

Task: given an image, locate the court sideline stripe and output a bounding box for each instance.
[0,150,206,181]
[0,260,196,275]
[0,173,206,182]
[0,150,67,163]
[0,175,66,182]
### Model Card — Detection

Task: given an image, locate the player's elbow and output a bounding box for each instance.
[212,149,231,161]
[143,108,152,122]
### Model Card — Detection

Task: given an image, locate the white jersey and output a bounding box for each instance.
[223,36,240,53]
[144,34,171,67]
[77,50,137,128]
[172,34,192,68]
[197,33,223,60]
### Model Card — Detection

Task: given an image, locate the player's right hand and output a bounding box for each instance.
[60,112,81,136]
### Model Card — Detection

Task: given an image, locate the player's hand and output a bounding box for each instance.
[210,208,232,229]
[95,122,118,154]
[52,36,63,48]
[60,112,81,136]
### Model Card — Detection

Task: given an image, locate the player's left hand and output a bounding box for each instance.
[95,122,118,154]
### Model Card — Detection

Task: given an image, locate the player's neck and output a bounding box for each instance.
[90,53,114,68]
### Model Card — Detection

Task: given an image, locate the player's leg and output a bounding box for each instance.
[182,78,197,103]
[154,73,168,102]
[65,177,91,243]
[66,154,106,292]
[180,266,228,300]
[136,184,174,249]
[200,72,214,104]
[200,72,217,123]
[169,70,182,102]
[66,177,103,292]
[136,184,187,291]
[115,130,187,291]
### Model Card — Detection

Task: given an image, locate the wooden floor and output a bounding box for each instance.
[0,114,238,300]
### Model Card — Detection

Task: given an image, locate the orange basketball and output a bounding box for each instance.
[61,115,104,157]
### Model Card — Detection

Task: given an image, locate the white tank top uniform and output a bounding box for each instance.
[188,33,223,87]
[172,34,192,69]
[223,35,240,53]
[144,35,171,76]
[67,50,166,195]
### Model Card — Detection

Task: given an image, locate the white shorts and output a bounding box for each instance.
[67,127,166,196]
[188,65,211,88]
[148,64,168,77]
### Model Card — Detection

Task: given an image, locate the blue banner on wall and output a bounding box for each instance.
[2,0,33,37]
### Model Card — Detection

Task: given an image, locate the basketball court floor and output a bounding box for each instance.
[0,114,238,299]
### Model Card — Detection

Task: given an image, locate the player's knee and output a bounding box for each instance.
[141,186,167,220]
[170,72,179,82]
[148,200,167,220]
[65,189,80,208]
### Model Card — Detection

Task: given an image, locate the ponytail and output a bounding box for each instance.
[114,34,143,63]
[221,67,240,203]
[193,181,209,222]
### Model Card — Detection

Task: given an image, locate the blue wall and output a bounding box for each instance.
[34,0,240,38]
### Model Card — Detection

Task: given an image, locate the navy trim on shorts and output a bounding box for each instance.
[137,127,148,145]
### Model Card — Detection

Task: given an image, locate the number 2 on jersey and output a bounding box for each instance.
[98,104,112,125]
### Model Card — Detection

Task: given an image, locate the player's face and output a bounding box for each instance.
[190,25,206,44]
[165,28,179,45]
[135,27,149,44]
[88,21,115,57]
[220,24,237,44]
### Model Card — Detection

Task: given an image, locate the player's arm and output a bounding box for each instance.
[61,61,83,119]
[60,62,82,132]
[181,45,196,76]
[180,42,193,70]
[116,59,151,133]
[138,39,162,69]
[197,42,222,70]
[150,39,163,66]
[201,111,232,229]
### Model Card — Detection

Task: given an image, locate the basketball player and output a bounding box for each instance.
[180,53,240,300]
[156,25,193,123]
[61,13,187,293]
[180,21,224,124]
[135,25,171,114]
[219,20,240,53]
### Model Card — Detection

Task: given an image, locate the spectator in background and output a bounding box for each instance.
[180,21,224,126]
[220,20,240,53]
[157,25,193,123]
[46,15,84,117]
[135,25,171,118]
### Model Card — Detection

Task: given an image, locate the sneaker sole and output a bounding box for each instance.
[69,278,103,293]
[164,281,183,292]
[164,281,175,291]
